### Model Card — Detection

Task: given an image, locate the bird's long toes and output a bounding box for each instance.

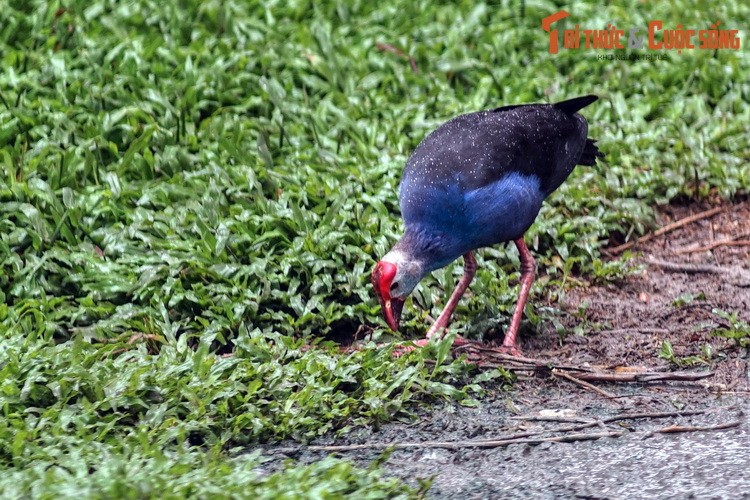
[389,338,431,357]
[386,335,483,360]
[495,344,523,357]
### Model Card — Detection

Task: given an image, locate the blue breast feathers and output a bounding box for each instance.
[462,171,544,248]
[398,171,545,270]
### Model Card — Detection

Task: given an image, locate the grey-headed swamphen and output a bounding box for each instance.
[371,95,603,355]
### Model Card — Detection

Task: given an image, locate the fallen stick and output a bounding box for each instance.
[573,370,714,383]
[647,258,727,274]
[295,431,624,453]
[606,206,724,255]
[528,421,605,434]
[601,409,706,423]
[674,238,750,255]
[375,42,419,72]
[553,370,617,399]
[641,420,742,439]
[648,258,750,287]
[508,415,595,424]
[654,421,741,434]
[511,409,706,425]
[597,327,670,335]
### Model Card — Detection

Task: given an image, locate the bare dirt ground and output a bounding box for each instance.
[268,200,750,499]
[526,197,750,388]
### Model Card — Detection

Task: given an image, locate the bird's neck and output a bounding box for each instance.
[392,224,467,273]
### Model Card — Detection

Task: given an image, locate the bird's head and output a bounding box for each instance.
[371,250,423,332]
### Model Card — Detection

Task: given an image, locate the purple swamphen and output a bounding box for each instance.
[371,95,603,355]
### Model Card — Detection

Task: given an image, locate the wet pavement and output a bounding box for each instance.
[391,394,750,499]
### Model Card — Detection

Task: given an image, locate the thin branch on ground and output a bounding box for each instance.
[647,258,728,274]
[655,421,741,433]
[525,421,606,435]
[600,410,707,423]
[573,370,714,383]
[508,415,595,424]
[553,370,617,399]
[641,420,742,439]
[606,206,724,255]
[597,327,670,335]
[295,431,623,453]
[675,240,750,253]
[375,42,419,72]
[674,233,750,255]
[511,409,706,424]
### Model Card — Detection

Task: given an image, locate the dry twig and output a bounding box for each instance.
[606,206,724,255]
[375,42,418,72]
[597,327,670,335]
[647,258,727,274]
[573,370,714,383]
[642,420,741,439]
[508,415,594,424]
[294,431,623,453]
[674,239,750,255]
[655,421,741,434]
[553,369,617,399]
[511,409,706,424]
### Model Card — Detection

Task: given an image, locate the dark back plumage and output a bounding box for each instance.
[401,95,602,198]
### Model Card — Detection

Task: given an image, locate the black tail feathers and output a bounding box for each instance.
[579,139,604,166]
[554,95,598,115]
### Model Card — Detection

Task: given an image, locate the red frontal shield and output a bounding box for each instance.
[371,262,403,331]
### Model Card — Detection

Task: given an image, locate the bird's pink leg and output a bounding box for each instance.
[500,238,536,355]
[425,251,477,340]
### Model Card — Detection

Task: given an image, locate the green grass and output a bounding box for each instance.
[1,0,749,496]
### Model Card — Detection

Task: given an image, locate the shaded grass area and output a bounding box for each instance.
[1,0,748,495]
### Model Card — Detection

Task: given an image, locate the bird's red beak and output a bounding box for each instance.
[371,261,404,332]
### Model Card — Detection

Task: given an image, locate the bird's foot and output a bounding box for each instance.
[444,340,523,364]
[390,334,471,357]
[390,338,430,357]
[425,323,448,339]
[494,344,523,357]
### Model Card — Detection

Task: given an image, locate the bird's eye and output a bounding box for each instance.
[390,281,399,291]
